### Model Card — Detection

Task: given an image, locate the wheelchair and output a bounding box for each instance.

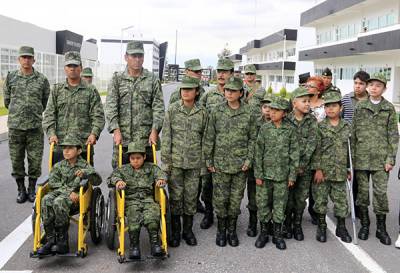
[104,144,170,263]
[30,143,104,258]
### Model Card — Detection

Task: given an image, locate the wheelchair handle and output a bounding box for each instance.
[80,179,89,187]
[49,142,55,171]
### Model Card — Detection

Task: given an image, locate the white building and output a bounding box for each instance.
[299,0,400,104]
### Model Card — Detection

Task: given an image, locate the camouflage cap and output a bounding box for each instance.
[261,93,274,103]
[323,92,342,104]
[18,46,34,57]
[269,97,290,110]
[184,59,202,71]
[291,87,312,99]
[126,141,146,154]
[367,73,387,86]
[81,67,93,77]
[217,58,234,70]
[224,76,243,91]
[180,75,200,89]
[126,41,144,55]
[322,67,332,77]
[256,75,262,81]
[64,51,82,66]
[244,64,257,74]
[59,134,82,148]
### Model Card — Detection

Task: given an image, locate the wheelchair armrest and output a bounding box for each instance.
[37,175,49,186]
[80,179,89,187]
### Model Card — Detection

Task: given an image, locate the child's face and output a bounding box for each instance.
[293,96,311,114]
[353,78,367,96]
[270,108,285,122]
[129,153,146,169]
[261,103,271,119]
[368,81,386,98]
[180,88,198,103]
[224,89,242,103]
[324,102,342,119]
[63,146,81,160]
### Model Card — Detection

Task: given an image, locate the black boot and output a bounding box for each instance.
[197,200,205,214]
[37,225,56,256]
[169,215,181,247]
[272,223,286,250]
[55,226,69,254]
[28,178,37,203]
[16,178,27,203]
[200,204,214,229]
[227,216,239,247]
[316,214,327,243]
[358,207,370,241]
[266,220,274,236]
[376,214,391,245]
[128,230,141,260]
[255,222,269,248]
[148,229,163,257]
[216,217,227,247]
[335,217,352,243]
[283,213,293,239]
[182,214,197,246]
[308,195,317,225]
[293,212,304,241]
[246,210,258,237]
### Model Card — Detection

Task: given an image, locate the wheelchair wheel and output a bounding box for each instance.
[90,187,104,245]
[104,189,117,250]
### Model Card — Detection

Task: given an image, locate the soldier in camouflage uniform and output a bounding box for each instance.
[198,58,234,230]
[42,51,105,164]
[105,41,165,168]
[108,142,167,259]
[203,76,257,247]
[311,92,352,244]
[284,87,318,241]
[3,46,50,203]
[162,76,207,247]
[81,67,94,84]
[352,73,399,245]
[38,135,102,256]
[321,68,341,95]
[254,97,299,250]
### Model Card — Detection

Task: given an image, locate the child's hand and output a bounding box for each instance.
[69,192,79,203]
[116,180,126,190]
[256,179,264,186]
[75,169,84,178]
[208,166,216,173]
[385,164,393,172]
[288,180,295,188]
[156,179,167,187]
[347,171,352,181]
[314,170,324,184]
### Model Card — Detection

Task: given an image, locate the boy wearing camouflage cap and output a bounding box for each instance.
[38,135,102,256]
[203,76,257,247]
[311,92,352,244]
[108,142,167,259]
[254,96,299,250]
[161,76,208,247]
[352,73,398,245]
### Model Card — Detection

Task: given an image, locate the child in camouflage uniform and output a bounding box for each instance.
[161,76,207,247]
[38,135,102,256]
[108,142,167,259]
[254,96,299,250]
[312,92,352,244]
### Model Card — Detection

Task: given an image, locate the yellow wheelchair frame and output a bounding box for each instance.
[31,143,104,258]
[105,144,169,263]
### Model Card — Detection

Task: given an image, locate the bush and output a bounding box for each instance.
[279,87,287,98]
[266,85,273,94]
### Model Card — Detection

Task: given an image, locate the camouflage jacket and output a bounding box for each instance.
[108,162,167,202]
[246,86,266,115]
[105,69,165,147]
[48,157,102,193]
[42,79,105,144]
[312,119,350,182]
[254,118,299,182]
[324,84,341,95]
[3,69,50,130]
[287,112,318,173]
[256,115,270,134]
[352,98,399,170]
[161,101,208,170]
[199,86,225,112]
[168,85,205,105]
[203,102,257,174]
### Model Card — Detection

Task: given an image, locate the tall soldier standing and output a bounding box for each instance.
[3,46,50,203]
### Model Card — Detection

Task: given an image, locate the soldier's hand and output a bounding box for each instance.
[156,179,167,187]
[149,129,158,145]
[241,164,249,172]
[49,135,58,144]
[69,192,79,203]
[314,170,324,184]
[86,134,97,145]
[288,180,295,188]
[116,180,126,190]
[256,178,264,185]
[347,171,352,181]
[385,164,393,172]
[208,166,216,173]
[75,170,84,178]
[113,129,123,145]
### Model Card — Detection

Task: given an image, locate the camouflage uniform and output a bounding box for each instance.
[322,68,341,95]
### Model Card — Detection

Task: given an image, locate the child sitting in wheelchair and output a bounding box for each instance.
[108,141,167,259]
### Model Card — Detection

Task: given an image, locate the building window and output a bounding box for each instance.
[276,75,282,83]
[286,76,294,84]
[268,75,275,82]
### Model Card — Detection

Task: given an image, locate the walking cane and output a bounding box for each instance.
[347,137,358,245]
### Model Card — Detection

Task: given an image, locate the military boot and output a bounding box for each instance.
[16,178,27,203]
[255,222,269,248]
[266,220,274,236]
[148,228,163,257]
[227,216,239,247]
[335,217,352,243]
[37,225,56,256]
[283,213,293,239]
[216,217,227,247]
[358,207,370,240]
[200,203,214,229]
[128,230,141,260]
[27,178,37,203]
[246,210,258,237]
[55,226,69,254]
[316,214,327,243]
[182,214,197,246]
[376,214,391,245]
[169,215,181,247]
[272,222,286,250]
[293,212,304,241]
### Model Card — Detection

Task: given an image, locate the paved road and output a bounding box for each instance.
[0,83,399,273]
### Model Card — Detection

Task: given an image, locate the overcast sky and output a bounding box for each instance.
[0,0,322,67]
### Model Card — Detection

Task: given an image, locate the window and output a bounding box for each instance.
[286,76,294,84]
[268,75,275,82]
[387,13,395,25]
[276,75,282,83]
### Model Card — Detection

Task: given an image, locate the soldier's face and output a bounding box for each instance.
[324,103,342,119]
[322,75,332,87]
[353,78,367,96]
[217,70,232,85]
[244,73,256,83]
[180,88,198,103]
[82,76,93,84]
[129,153,145,169]
[224,89,242,103]
[186,69,202,79]
[125,54,144,70]
[63,146,82,160]
[270,108,285,122]
[261,103,271,119]
[18,56,35,69]
[367,81,386,99]
[65,64,82,80]
[293,96,311,114]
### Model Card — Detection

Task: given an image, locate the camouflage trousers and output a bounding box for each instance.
[286,172,312,215]
[312,180,349,217]
[201,173,213,207]
[126,199,160,233]
[169,167,200,216]
[355,170,389,214]
[246,168,257,212]
[256,179,288,224]
[212,171,247,218]
[111,145,154,169]
[8,128,44,179]
[41,190,77,228]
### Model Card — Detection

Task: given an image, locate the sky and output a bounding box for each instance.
[0,0,322,67]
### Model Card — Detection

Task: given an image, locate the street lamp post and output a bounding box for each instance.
[120,25,134,68]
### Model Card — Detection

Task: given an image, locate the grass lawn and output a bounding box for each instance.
[0,107,8,116]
